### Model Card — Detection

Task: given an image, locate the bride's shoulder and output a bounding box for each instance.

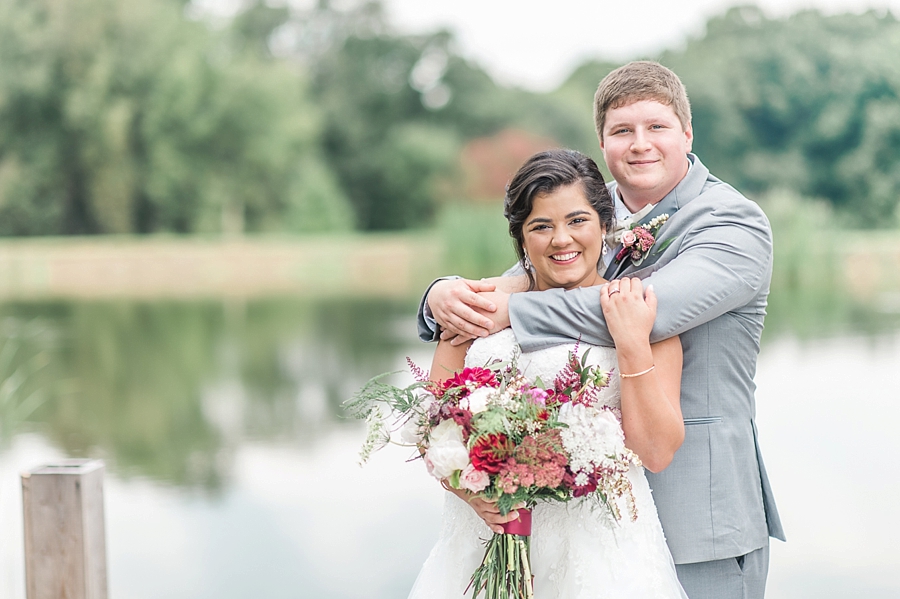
[525,342,617,371]
[465,329,519,368]
[465,332,618,380]
[575,343,618,368]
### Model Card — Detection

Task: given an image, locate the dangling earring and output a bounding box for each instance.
[523,252,532,271]
[602,243,609,256]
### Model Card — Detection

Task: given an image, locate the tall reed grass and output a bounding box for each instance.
[437,202,518,278]
[760,189,900,337]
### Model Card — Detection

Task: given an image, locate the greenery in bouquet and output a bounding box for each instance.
[348,348,641,599]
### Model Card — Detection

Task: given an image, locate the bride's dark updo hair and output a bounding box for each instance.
[504,149,614,290]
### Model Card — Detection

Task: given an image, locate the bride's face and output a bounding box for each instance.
[522,183,605,291]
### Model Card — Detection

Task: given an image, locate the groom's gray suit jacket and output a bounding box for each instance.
[418,154,785,565]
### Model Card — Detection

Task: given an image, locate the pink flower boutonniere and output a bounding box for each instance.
[614,214,671,267]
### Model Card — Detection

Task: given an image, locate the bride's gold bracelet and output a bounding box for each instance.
[620,365,655,379]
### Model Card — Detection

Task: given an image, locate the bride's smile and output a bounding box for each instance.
[522,182,605,291]
[550,251,580,263]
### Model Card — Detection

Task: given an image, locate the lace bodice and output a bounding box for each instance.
[465,328,622,410]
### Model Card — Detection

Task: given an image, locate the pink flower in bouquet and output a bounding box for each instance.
[497,460,535,494]
[496,432,568,494]
[527,388,548,406]
[534,461,567,488]
[621,230,636,246]
[635,227,654,251]
[459,463,490,493]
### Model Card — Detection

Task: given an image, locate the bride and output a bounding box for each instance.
[409,149,688,598]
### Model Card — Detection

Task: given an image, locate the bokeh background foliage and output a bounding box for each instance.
[2,0,900,237]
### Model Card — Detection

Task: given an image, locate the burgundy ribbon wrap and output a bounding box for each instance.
[501,508,532,536]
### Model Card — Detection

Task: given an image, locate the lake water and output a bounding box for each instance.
[0,297,899,599]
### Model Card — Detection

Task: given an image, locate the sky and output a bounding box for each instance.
[382,0,900,90]
[193,0,900,90]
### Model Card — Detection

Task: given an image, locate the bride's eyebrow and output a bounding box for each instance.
[526,210,591,227]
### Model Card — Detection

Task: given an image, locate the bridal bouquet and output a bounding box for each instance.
[347,350,641,599]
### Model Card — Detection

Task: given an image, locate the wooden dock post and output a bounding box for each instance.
[21,459,108,599]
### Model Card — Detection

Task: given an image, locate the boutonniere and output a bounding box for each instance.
[614,214,671,267]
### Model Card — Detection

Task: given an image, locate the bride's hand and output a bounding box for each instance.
[600,277,656,348]
[443,484,525,534]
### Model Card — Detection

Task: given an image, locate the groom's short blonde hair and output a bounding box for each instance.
[594,61,692,139]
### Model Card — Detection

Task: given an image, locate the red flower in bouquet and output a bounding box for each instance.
[470,433,513,473]
[442,367,498,395]
[350,349,630,599]
[570,471,599,498]
[444,406,473,438]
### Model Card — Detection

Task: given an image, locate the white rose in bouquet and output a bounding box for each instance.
[399,391,436,445]
[460,387,492,414]
[399,416,424,445]
[425,419,470,479]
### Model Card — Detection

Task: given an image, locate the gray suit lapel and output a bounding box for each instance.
[604,154,709,280]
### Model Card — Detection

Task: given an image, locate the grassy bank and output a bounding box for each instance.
[0,217,897,311]
[0,234,443,300]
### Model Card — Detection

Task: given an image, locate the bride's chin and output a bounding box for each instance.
[535,278,579,291]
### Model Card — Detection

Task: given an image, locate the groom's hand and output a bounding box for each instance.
[439,291,511,346]
[428,278,498,339]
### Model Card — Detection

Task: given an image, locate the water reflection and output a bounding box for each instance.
[0,318,51,444]
[764,287,900,340]
[0,294,898,599]
[0,298,423,491]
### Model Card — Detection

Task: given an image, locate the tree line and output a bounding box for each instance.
[0,0,898,235]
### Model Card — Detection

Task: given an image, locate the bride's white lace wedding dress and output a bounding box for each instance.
[408,329,687,599]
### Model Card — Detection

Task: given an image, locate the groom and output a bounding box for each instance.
[418,61,785,599]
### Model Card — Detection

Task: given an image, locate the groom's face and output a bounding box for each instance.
[599,100,693,208]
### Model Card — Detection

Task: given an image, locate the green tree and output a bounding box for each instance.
[546,7,900,227]
[662,6,900,226]
[0,0,352,235]
[288,1,563,229]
